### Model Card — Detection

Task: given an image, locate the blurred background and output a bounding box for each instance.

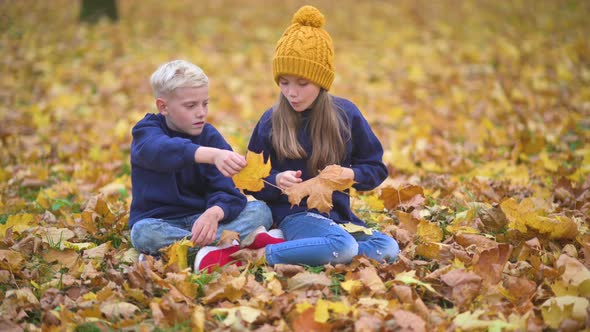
[1,0,589,211]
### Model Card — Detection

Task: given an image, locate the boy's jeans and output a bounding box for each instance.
[265,212,399,266]
[131,201,272,255]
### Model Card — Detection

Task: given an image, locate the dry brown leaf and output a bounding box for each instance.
[380,184,425,210]
[285,165,355,213]
[287,272,332,290]
[440,269,483,309]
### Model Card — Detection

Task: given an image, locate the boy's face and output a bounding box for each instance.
[157,86,209,136]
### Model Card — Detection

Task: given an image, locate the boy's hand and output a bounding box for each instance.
[213,150,246,177]
[191,206,224,246]
[276,170,302,190]
[195,147,246,177]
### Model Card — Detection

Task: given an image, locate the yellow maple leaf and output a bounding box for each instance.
[285,165,355,214]
[501,198,579,239]
[233,151,271,192]
[500,197,538,233]
[0,213,36,239]
[162,239,194,271]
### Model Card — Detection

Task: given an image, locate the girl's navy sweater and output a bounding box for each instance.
[246,96,388,226]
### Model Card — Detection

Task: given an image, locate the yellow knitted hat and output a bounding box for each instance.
[273,5,334,91]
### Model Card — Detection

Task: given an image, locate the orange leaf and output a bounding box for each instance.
[285,165,354,214]
[380,184,425,210]
[233,151,271,192]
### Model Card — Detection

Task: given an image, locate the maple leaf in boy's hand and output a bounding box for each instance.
[285,165,355,213]
[233,151,271,192]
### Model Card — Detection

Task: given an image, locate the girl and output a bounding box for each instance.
[239,5,399,266]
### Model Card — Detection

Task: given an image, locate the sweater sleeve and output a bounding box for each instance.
[202,127,247,223]
[244,112,283,202]
[131,115,199,172]
[348,104,389,191]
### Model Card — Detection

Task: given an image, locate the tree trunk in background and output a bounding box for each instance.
[80,0,118,23]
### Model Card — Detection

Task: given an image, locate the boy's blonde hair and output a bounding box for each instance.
[150,60,208,98]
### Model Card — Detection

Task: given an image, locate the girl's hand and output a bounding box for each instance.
[276,170,302,190]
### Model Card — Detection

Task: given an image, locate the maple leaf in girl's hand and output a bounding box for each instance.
[233,151,271,192]
[285,165,355,213]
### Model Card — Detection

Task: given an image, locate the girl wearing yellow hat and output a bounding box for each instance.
[240,5,399,266]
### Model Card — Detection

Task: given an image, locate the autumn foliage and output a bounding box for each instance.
[1,0,590,331]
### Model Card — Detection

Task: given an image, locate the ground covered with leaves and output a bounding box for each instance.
[1,0,589,331]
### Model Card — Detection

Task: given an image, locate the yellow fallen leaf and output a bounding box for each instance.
[233,151,271,192]
[63,241,97,252]
[541,296,589,329]
[314,299,352,323]
[551,254,590,297]
[341,279,362,294]
[395,270,438,294]
[162,239,194,271]
[340,223,373,235]
[0,213,36,239]
[453,309,515,331]
[296,301,313,313]
[192,305,205,332]
[500,197,539,233]
[211,306,264,325]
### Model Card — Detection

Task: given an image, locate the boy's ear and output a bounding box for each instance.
[156,98,168,114]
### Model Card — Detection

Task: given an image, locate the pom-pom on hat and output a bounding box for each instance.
[273,5,334,91]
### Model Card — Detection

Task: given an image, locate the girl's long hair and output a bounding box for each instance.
[271,90,350,175]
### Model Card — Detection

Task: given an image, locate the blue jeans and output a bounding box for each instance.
[130,201,272,255]
[265,212,399,266]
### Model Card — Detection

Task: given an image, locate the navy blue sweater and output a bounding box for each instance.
[128,113,246,229]
[246,96,388,226]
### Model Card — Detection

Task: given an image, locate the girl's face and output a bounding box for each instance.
[278,75,321,112]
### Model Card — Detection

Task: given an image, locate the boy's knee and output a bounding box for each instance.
[130,220,161,255]
[246,200,273,228]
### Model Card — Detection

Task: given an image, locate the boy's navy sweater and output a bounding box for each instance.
[129,113,246,229]
[246,96,388,226]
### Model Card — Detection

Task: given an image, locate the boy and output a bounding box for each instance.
[129,60,277,271]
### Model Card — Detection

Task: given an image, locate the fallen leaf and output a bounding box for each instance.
[100,301,140,320]
[287,272,332,290]
[380,184,425,210]
[211,306,264,326]
[541,296,589,329]
[340,223,373,235]
[314,299,352,323]
[162,239,194,271]
[392,309,427,332]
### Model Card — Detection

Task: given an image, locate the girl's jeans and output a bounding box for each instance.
[130,201,272,255]
[265,212,399,266]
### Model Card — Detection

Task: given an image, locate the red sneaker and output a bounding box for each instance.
[194,245,242,273]
[241,226,285,249]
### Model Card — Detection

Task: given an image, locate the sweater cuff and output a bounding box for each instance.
[184,143,200,166]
